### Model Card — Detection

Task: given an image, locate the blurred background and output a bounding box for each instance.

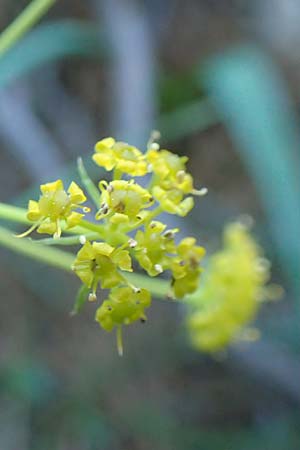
[0,0,300,449]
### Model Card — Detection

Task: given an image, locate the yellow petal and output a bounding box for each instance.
[40,179,63,195]
[110,213,129,224]
[66,211,84,228]
[68,181,86,204]
[112,249,132,272]
[92,153,115,171]
[177,197,194,216]
[27,200,42,221]
[92,242,114,257]
[95,137,115,150]
[75,268,94,287]
[37,221,57,235]
[76,241,95,261]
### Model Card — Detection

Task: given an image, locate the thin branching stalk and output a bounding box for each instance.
[0,224,170,298]
[77,157,101,208]
[0,225,73,271]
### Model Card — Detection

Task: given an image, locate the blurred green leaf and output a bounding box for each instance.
[158,98,217,141]
[0,19,107,89]
[159,71,204,113]
[72,284,89,315]
[203,45,300,305]
[2,361,57,404]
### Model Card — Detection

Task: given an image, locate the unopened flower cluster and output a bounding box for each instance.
[21,136,206,352]
[185,222,274,353]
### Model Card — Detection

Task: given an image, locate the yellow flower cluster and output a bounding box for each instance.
[93,137,207,218]
[133,221,205,297]
[20,134,275,356]
[93,137,148,176]
[20,135,206,354]
[186,222,272,353]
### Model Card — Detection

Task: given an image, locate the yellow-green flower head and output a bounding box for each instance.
[98,179,154,222]
[24,180,88,238]
[134,221,178,276]
[152,185,194,217]
[95,286,151,331]
[186,222,271,353]
[93,137,148,176]
[147,148,188,181]
[171,238,206,298]
[72,241,132,292]
[147,147,205,195]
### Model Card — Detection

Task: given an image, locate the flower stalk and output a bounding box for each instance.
[0,0,57,57]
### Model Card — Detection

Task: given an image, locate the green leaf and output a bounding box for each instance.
[0,19,107,89]
[77,157,101,208]
[71,284,90,315]
[203,45,300,304]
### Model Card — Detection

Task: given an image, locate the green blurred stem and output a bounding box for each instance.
[126,273,169,299]
[0,0,57,57]
[0,202,29,225]
[78,219,106,235]
[77,157,101,208]
[0,224,170,298]
[34,233,99,246]
[158,99,217,141]
[0,225,74,271]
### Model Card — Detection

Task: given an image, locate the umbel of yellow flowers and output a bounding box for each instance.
[186,222,273,353]
[19,135,273,355]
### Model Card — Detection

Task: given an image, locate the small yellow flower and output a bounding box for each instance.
[20,180,89,238]
[72,241,132,293]
[171,238,206,298]
[93,137,148,176]
[134,221,178,276]
[95,286,151,331]
[147,148,188,181]
[98,180,154,221]
[186,222,272,353]
[146,146,206,216]
[152,185,194,216]
[147,147,206,195]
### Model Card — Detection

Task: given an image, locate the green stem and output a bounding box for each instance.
[0,0,57,57]
[147,173,158,193]
[125,272,169,298]
[0,202,30,225]
[113,168,122,181]
[0,223,171,298]
[77,157,101,208]
[34,233,99,246]
[0,225,74,271]
[79,219,106,235]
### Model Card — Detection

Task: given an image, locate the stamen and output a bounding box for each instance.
[150,143,160,151]
[88,293,97,302]
[176,170,186,183]
[116,326,123,357]
[14,222,40,238]
[128,238,137,248]
[154,264,163,274]
[193,187,208,196]
[79,235,86,245]
[53,219,62,239]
